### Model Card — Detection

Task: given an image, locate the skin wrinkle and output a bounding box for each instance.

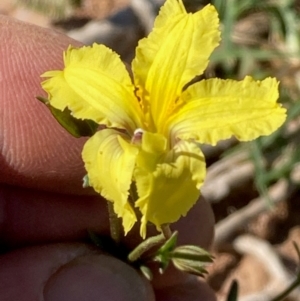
[0,15,87,194]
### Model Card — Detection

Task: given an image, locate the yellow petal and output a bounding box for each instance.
[169,76,287,145]
[42,44,143,133]
[134,137,206,238]
[82,129,139,234]
[134,131,168,179]
[132,1,220,131]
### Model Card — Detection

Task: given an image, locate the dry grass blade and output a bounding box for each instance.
[233,235,300,301]
[214,179,296,249]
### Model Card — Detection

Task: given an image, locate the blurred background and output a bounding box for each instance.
[2,0,300,300]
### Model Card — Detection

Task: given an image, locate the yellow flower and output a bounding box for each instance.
[41,0,286,238]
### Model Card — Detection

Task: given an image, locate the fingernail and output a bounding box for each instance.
[44,254,154,301]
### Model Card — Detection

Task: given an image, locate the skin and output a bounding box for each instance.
[0,15,217,301]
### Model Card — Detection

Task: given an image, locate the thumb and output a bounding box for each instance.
[0,243,154,301]
[0,15,86,194]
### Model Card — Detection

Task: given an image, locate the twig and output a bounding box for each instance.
[232,235,300,301]
[234,235,291,283]
[214,179,295,248]
[202,152,254,203]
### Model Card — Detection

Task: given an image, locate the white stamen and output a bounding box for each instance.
[131,128,144,144]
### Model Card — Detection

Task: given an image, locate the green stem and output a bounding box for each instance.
[161,224,172,239]
[107,201,122,244]
[271,275,300,301]
[128,233,166,262]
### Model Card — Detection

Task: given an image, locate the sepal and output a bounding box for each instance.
[153,231,213,277]
[37,96,98,138]
[171,245,213,277]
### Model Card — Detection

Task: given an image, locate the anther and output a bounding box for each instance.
[131,128,144,144]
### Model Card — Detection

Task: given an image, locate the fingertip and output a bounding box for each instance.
[0,15,87,193]
[44,254,155,301]
[0,243,155,301]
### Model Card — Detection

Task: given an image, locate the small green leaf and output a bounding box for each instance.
[140,265,153,281]
[172,257,209,277]
[157,231,178,254]
[37,96,98,138]
[170,245,214,277]
[153,231,178,274]
[154,253,170,274]
[170,245,214,262]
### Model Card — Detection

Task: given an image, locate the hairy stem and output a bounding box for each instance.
[107,201,122,244]
[128,233,166,262]
[161,224,172,239]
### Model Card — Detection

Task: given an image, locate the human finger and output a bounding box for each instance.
[0,243,155,301]
[0,15,86,194]
[0,16,216,300]
[0,181,213,253]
